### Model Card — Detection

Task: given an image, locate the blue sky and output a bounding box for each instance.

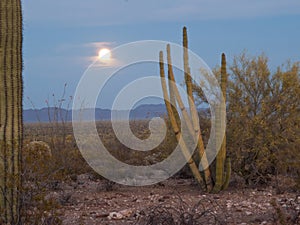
[22,0,300,109]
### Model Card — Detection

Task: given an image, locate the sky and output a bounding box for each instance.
[22,0,300,109]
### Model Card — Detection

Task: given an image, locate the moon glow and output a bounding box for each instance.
[98,48,111,60]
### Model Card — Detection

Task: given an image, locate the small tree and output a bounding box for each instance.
[227,52,300,185]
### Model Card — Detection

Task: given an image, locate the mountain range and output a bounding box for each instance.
[23,104,168,123]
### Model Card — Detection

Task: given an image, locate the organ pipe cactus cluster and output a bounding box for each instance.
[159,27,230,192]
[0,0,23,223]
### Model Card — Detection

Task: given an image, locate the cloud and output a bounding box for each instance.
[23,0,300,27]
[52,42,114,54]
[84,42,115,49]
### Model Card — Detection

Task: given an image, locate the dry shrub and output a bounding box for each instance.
[22,139,62,224]
[21,123,90,224]
[137,194,228,225]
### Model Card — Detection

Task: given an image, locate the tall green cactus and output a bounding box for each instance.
[220,53,231,191]
[0,0,23,224]
[182,27,212,191]
[212,53,230,193]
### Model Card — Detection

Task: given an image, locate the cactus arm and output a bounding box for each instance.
[159,51,206,190]
[220,53,231,190]
[182,27,213,191]
[167,45,178,119]
[166,44,194,136]
[212,53,228,193]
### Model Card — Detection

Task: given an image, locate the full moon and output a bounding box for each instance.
[98,48,111,60]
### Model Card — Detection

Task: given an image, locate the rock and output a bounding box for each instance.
[119,209,133,217]
[108,212,123,220]
[107,209,133,220]
[245,211,252,216]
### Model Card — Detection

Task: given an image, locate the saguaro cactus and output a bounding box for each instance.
[0,0,23,224]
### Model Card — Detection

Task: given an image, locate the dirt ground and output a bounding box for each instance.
[43,174,300,225]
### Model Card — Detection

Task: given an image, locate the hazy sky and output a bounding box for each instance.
[22,0,300,109]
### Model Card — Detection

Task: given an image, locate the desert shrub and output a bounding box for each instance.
[21,139,62,224]
[22,121,90,223]
[193,52,300,187]
[227,53,300,186]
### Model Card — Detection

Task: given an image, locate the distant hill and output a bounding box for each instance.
[23,104,168,123]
